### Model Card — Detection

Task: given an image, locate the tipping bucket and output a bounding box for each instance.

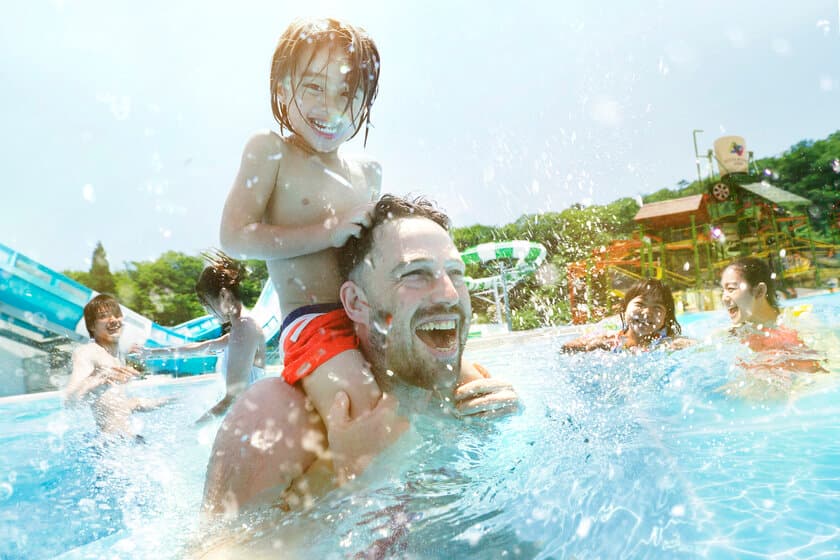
[713,136,748,177]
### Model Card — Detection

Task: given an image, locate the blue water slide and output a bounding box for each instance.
[0,242,283,376]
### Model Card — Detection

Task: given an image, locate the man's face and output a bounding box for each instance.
[355,217,471,391]
[91,309,123,346]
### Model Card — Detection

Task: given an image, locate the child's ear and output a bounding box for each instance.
[340,280,369,324]
[277,76,292,105]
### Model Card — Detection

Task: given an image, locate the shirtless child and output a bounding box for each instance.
[219,17,485,483]
[63,294,171,440]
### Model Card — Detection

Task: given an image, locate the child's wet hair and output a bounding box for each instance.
[620,278,681,337]
[83,294,122,337]
[725,257,779,311]
[195,250,245,307]
[270,17,380,145]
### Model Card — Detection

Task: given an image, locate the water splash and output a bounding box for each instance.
[82,184,96,203]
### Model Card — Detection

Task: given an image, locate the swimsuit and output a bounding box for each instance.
[279,303,359,385]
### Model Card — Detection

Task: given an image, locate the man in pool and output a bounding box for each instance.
[201,195,520,516]
[63,294,172,441]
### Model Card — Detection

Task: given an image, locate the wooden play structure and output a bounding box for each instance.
[568,134,840,324]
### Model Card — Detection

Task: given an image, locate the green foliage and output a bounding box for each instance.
[125,251,206,325]
[754,131,840,233]
[62,270,90,287]
[63,251,271,327]
[88,242,117,295]
[239,259,270,309]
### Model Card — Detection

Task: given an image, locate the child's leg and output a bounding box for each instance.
[301,349,382,422]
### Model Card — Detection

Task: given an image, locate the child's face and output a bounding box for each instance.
[720,266,760,324]
[625,294,667,339]
[282,45,365,153]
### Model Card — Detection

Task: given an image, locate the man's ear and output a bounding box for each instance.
[754,281,768,300]
[340,280,369,324]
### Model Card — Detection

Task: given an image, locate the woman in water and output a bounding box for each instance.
[133,251,266,422]
[562,278,692,353]
[720,257,825,371]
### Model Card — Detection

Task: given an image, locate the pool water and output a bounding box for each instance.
[1,294,839,559]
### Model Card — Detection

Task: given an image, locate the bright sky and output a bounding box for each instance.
[2,1,838,272]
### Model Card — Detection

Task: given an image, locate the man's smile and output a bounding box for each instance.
[414,316,460,357]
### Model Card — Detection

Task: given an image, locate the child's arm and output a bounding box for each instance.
[561,331,615,353]
[196,320,263,423]
[131,334,230,360]
[219,133,374,260]
[454,359,520,416]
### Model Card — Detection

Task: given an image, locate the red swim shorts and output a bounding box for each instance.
[280,304,359,385]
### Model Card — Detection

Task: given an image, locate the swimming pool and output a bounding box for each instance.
[2,294,838,559]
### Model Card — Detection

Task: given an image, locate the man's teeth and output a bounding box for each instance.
[417,320,456,331]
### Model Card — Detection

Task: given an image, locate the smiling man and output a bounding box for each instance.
[201,195,519,517]
[63,294,172,440]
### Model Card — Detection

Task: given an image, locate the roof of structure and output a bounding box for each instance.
[738,182,811,206]
[633,194,705,223]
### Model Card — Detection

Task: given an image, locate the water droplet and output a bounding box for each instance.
[245,176,259,188]
[372,313,393,335]
[82,184,96,203]
[576,516,592,538]
[268,152,283,160]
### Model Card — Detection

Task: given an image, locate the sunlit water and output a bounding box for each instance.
[1,294,839,559]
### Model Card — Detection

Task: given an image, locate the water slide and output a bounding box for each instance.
[0,242,282,376]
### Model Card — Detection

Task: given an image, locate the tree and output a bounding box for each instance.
[88,241,117,295]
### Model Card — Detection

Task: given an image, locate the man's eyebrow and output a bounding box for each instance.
[392,258,464,274]
[392,258,434,274]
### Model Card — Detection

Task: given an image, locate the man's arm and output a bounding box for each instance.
[63,347,135,404]
[219,132,373,260]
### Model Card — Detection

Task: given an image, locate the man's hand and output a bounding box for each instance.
[454,377,520,417]
[329,202,374,248]
[326,391,409,484]
[98,365,140,386]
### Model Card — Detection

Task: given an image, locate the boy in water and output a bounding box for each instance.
[220,18,490,481]
[64,294,171,440]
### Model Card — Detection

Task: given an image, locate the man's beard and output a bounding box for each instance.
[366,303,466,392]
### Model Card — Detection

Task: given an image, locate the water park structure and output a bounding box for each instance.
[461,241,547,335]
[567,134,840,324]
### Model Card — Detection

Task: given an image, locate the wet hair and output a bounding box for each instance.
[83,294,122,337]
[194,250,245,307]
[270,17,380,145]
[725,257,779,311]
[620,278,681,337]
[338,194,450,282]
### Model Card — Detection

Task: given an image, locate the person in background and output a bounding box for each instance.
[132,251,266,423]
[562,279,692,353]
[64,294,172,441]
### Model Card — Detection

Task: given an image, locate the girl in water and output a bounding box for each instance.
[133,251,266,422]
[720,257,825,373]
[562,278,692,353]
